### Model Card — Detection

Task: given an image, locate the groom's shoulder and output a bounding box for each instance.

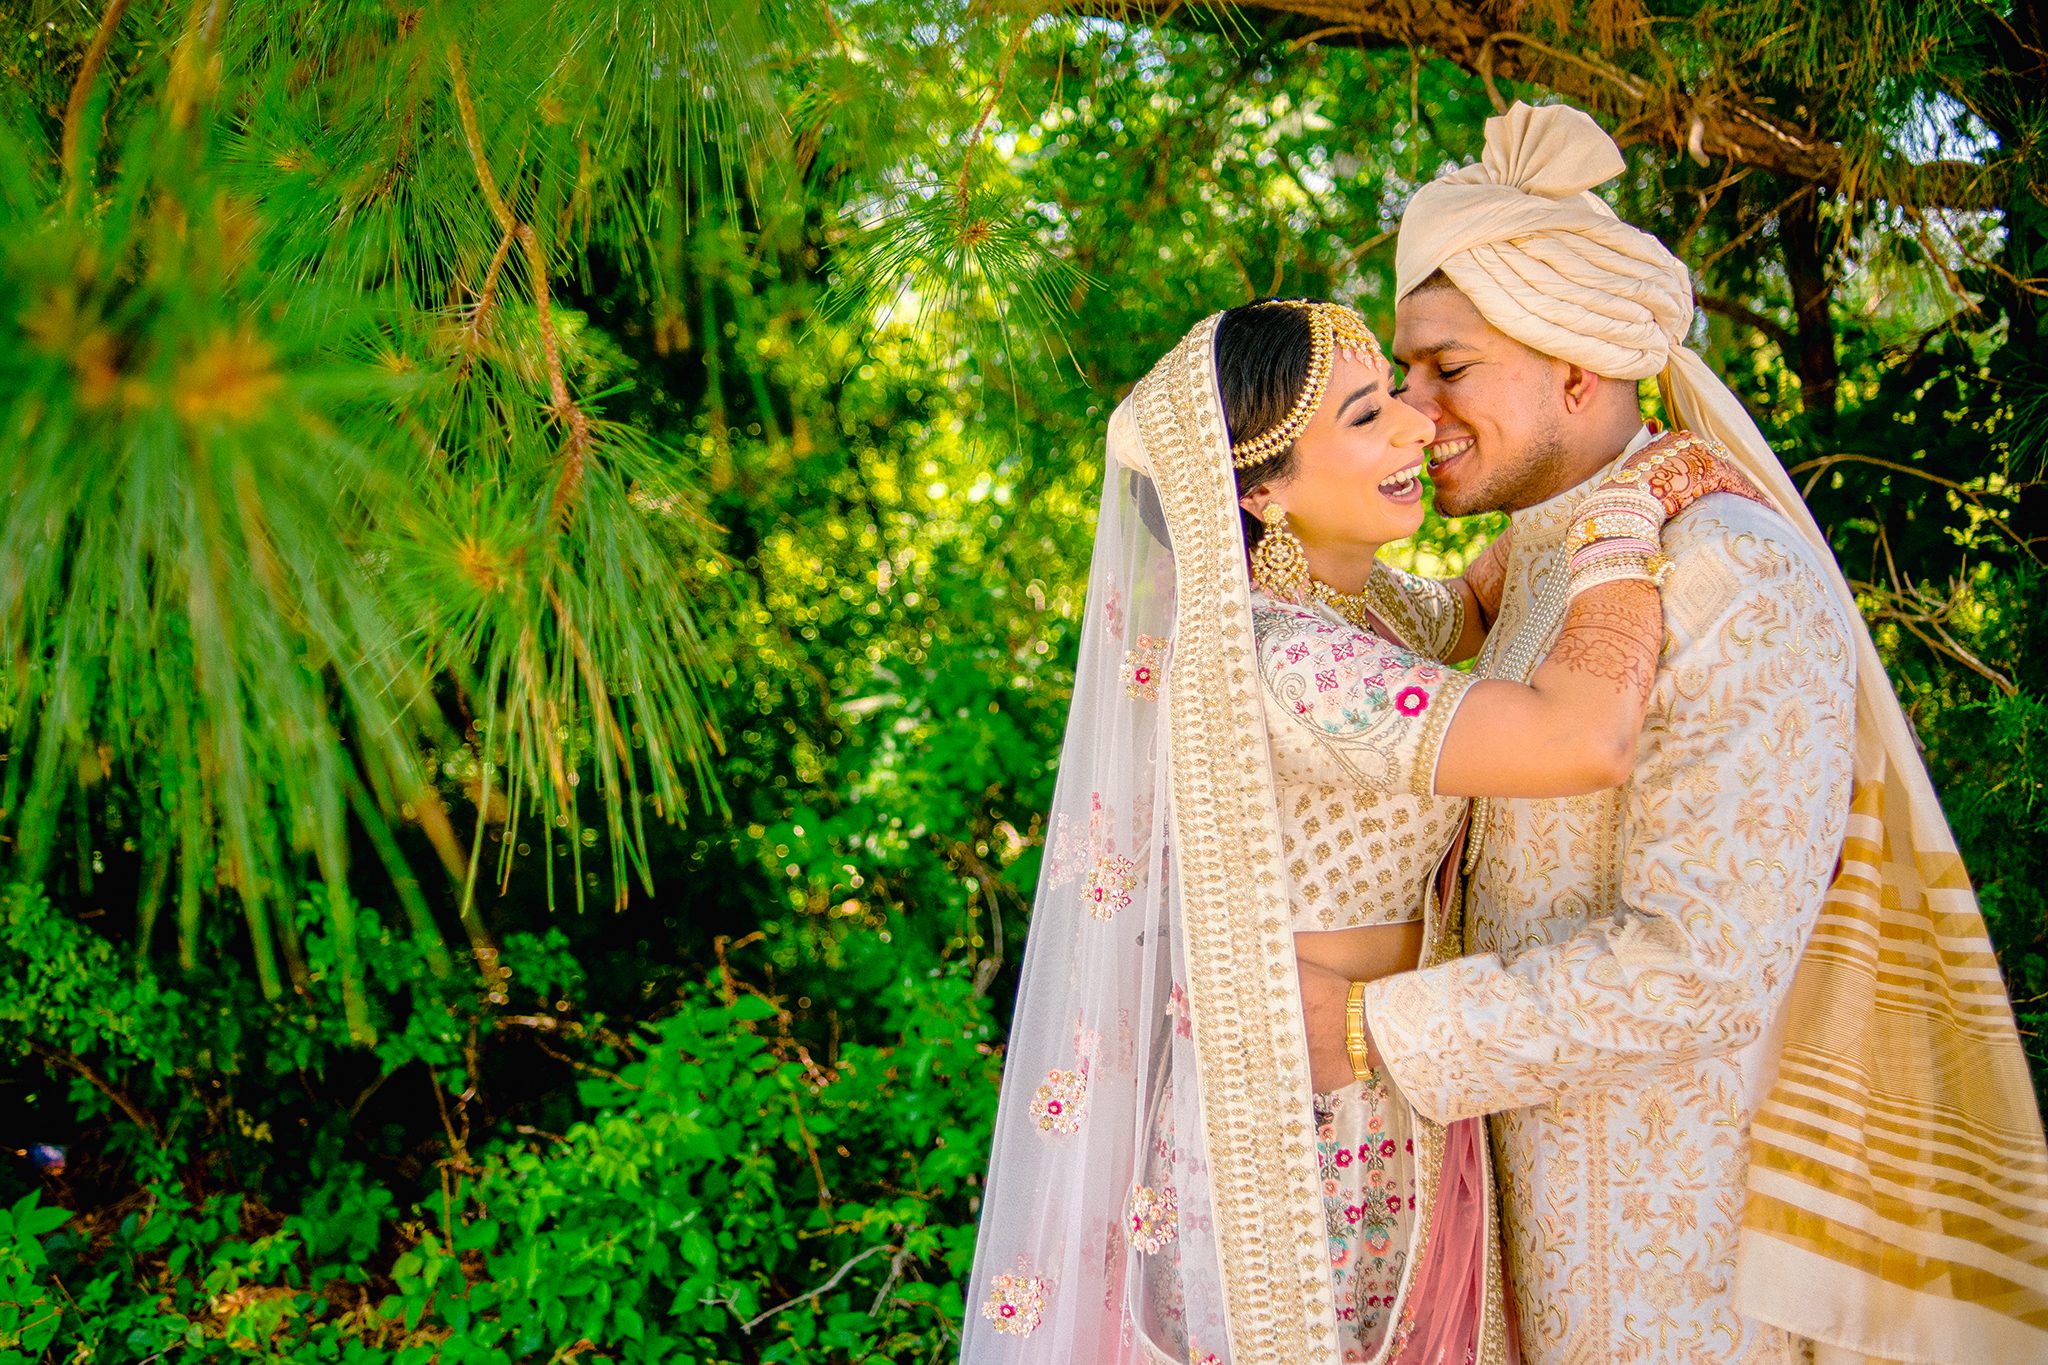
[1657,494,1850,653]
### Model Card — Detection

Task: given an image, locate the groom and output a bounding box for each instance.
[1301,104,1861,1363]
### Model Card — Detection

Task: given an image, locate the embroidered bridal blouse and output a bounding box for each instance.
[1252,587,1471,932]
[1361,454,1857,1365]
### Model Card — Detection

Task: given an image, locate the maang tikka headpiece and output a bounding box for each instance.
[1229,300,1387,470]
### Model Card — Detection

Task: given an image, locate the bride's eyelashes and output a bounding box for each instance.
[1350,405,1384,427]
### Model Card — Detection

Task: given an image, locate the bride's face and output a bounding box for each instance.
[1245,350,1437,554]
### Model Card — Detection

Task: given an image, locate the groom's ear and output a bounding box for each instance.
[1560,362,1600,414]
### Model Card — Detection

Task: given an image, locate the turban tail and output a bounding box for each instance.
[1399,102,2048,1363]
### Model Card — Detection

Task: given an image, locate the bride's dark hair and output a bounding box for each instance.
[1214,300,1316,556]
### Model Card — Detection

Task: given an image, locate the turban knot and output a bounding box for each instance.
[1395,101,1693,381]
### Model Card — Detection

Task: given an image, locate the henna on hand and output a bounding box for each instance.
[1465,530,1512,630]
[1605,430,1771,519]
[1548,580,1661,696]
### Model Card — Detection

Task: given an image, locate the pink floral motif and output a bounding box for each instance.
[1315,1083,1412,1349]
[1316,668,1339,692]
[1126,1182,1180,1253]
[1031,1068,1087,1134]
[1072,1017,1101,1063]
[1394,686,1429,716]
[1043,809,1084,885]
[1121,633,1168,701]
[1165,982,1193,1039]
[1084,851,1138,920]
[1188,1341,1222,1365]
[981,1270,1049,1337]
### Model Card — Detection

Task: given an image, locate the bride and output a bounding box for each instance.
[962,299,1757,1364]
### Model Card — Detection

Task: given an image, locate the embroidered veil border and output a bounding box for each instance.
[959,315,1341,1365]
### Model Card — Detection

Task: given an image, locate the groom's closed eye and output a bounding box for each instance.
[1391,361,1475,395]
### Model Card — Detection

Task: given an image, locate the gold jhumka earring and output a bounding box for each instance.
[1248,503,1310,600]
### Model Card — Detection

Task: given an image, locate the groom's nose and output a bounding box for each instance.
[1397,378,1444,424]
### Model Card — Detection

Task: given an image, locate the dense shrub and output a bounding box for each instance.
[1,889,999,1363]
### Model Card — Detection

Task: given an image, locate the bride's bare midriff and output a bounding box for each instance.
[1294,921,1425,984]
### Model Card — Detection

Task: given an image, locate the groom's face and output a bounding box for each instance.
[1391,284,1573,518]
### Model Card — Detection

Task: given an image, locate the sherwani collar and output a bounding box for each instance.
[1505,424,1654,556]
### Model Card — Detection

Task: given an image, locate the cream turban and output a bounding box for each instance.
[1394,102,2048,1365]
[1394,101,1691,380]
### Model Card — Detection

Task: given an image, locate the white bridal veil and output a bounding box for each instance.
[961,317,1342,1364]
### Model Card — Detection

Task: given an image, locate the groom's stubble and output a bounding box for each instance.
[1393,280,1633,519]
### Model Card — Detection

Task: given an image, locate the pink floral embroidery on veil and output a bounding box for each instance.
[1084,851,1138,920]
[1125,1182,1180,1253]
[1031,1021,1098,1135]
[1031,1067,1087,1134]
[1121,632,1168,700]
[1079,793,1138,921]
[981,1269,1049,1337]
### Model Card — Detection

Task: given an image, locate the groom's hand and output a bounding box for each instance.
[1297,956,1377,1095]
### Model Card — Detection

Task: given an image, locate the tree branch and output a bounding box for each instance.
[447,41,591,520]
[1064,0,2006,211]
[61,0,136,201]
[1697,294,1795,355]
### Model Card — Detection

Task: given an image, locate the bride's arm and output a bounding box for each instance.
[1362,529,1510,665]
[1263,437,1763,803]
[1359,532,1507,663]
[1432,578,1659,796]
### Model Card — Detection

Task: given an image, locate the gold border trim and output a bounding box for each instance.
[1135,315,1342,1363]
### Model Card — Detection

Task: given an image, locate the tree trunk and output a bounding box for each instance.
[1779,191,1838,441]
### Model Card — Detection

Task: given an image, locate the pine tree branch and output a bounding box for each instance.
[446,41,591,519]
[61,0,135,201]
[1065,0,2006,211]
[446,43,518,239]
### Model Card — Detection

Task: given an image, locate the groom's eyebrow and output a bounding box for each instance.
[1402,339,1473,361]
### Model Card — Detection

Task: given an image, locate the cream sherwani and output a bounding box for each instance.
[1362,441,1857,1364]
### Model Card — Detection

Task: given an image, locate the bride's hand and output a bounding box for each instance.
[1602,430,1770,520]
[1464,528,1513,630]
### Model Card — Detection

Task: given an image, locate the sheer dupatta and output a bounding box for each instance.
[960,317,1342,1364]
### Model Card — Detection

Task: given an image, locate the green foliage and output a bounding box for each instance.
[0,941,991,1365]
[2,0,2045,1358]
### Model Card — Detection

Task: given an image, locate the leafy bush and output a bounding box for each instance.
[2,886,999,1363]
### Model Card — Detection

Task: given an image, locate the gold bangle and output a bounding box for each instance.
[1345,979,1374,1084]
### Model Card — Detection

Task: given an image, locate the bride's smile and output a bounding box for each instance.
[1236,350,1437,590]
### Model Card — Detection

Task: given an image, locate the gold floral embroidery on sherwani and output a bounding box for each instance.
[1362,448,1858,1365]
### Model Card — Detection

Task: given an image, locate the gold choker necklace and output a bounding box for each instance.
[1308,578,1377,632]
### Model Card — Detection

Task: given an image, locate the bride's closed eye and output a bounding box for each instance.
[1350,405,1383,427]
